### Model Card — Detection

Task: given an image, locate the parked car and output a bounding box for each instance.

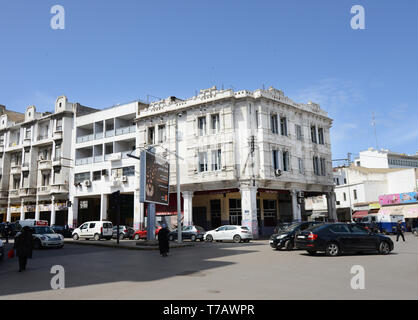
[132,226,162,240]
[112,225,135,240]
[295,223,394,256]
[72,221,113,241]
[270,221,323,251]
[204,225,252,243]
[51,225,74,238]
[169,225,206,242]
[0,239,4,261]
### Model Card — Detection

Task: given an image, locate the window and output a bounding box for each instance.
[349,225,368,234]
[89,223,96,229]
[280,117,288,136]
[53,168,62,184]
[282,151,290,172]
[111,168,123,178]
[13,177,20,190]
[263,200,277,227]
[353,189,358,200]
[198,117,207,136]
[255,111,259,128]
[148,127,155,145]
[25,128,31,140]
[211,149,222,171]
[313,156,320,175]
[55,144,61,161]
[210,200,222,229]
[211,114,220,133]
[311,126,317,143]
[298,158,304,174]
[229,199,242,225]
[158,125,166,143]
[320,158,326,176]
[271,114,278,134]
[93,171,102,181]
[56,119,63,131]
[22,172,29,188]
[42,173,50,186]
[318,128,324,145]
[75,172,90,184]
[123,166,135,176]
[329,224,350,233]
[296,125,302,141]
[272,150,280,171]
[198,152,208,172]
[343,193,347,202]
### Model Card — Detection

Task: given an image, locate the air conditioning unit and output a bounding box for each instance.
[275,169,282,177]
[122,176,128,183]
[84,180,92,187]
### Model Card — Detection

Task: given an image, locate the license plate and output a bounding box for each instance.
[298,236,305,239]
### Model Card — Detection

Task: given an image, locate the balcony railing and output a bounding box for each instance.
[95,132,104,140]
[51,184,69,194]
[38,160,52,171]
[9,189,19,197]
[38,186,51,194]
[76,134,94,144]
[11,165,22,175]
[115,126,136,136]
[105,130,115,138]
[94,156,103,163]
[105,153,121,161]
[9,141,19,148]
[37,134,50,141]
[75,157,93,166]
[19,188,37,197]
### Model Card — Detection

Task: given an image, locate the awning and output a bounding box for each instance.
[352,211,369,219]
[379,205,418,219]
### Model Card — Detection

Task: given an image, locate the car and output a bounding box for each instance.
[51,225,74,238]
[0,239,4,261]
[0,222,19,238]
[169,225,206,242]
[204,225,252,243]
[14,224,65,250]
[112,225,135,240]
[295,223,394,257]
[72,221,113,241]
[270,221,323,251]
[132,226,162,240]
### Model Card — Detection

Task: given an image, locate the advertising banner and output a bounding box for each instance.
[399,192,418,204]
[140,150,170,206]
[379,194,401,206]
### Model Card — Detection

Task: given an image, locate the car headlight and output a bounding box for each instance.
[59,234,64,240]
[277,234,287,240]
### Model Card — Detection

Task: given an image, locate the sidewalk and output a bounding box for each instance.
[64,239,195,251]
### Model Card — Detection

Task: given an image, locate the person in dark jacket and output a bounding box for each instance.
[396,221,405,242]
[3,222,10,244]
[14,226,34,272]
[158,224,170,257]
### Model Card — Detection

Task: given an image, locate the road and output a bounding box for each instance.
[0,235,417,300]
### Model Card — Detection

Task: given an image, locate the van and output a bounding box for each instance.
[360,214,406,234]
[72,221,113,241]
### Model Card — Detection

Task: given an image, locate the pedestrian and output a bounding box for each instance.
[13,226,34,272]
[158,224,170,257]
[396,221,405,242]
[4,221,10,244]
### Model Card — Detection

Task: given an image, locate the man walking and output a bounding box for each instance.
[14,226,34,272]
[396,221,405,242]
[158,224,170,257]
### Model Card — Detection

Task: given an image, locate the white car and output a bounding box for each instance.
[72,221,113,241]
[16,220,64,249]
[204,225,253,243]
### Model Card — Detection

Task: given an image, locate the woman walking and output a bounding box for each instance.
[158,224,170,257]
[14,226,34,272]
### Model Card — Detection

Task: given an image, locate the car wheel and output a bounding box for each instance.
[119,233,124,241]
[284,240,294,251]
[233,235,241,243]
[134,234,140,240]
[72,233,79,241]
[168,235,174,241]
[206,235,213,242]
[94,234,101,241]
[307,250,317,256]
[325,242,340,257]
[34,240,42,250]
[191,235,197,242]
[379,241,391,255]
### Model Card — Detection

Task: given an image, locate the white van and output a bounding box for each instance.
[72,221,113,241]
[16,220,64,249]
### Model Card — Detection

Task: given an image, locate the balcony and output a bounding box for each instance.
[77,134,94,144]
[11,165,22,175]
[8,141,19,148]
[37,134,50,142]
[115,126,136,136]
[38,160,52,171]
[75,157,93,166]
[9,190,19,198]
[105,130,114,138]
[105,153,121,162]
[19,188,37,197]
[53,131,63,140]
[94,156,103,163]
[50,184,69,194]
[37,186,51,195]
[52,157,63,167]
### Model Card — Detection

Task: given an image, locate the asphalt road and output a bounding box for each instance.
[0,235,417,300]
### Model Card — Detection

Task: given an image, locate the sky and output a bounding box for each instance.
[0,0,417,160]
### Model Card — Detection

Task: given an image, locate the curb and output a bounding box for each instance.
[64,240,195,251]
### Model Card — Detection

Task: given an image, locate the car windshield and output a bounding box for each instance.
[33,227,55,235]
[282,223,301,232]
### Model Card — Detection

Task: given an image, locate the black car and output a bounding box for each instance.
[168,225,206,242]
[270,221,323,251]
[295,223,394,256]
[112,226,135,240]
[51,225,74,238]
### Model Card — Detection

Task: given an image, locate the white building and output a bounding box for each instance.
[355,148,418,169]
[0,97,95,225]
[135,86,336,237]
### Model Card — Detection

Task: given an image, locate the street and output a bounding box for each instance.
[1,235,417,300]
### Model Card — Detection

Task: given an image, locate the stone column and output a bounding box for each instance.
[50,195,56,226]
[183,191,194,226]
[240,185,259,239]
[327,192,338,222]
[291,190,302,222]
[20,199,25,221]
[35,195,40,221]
[68,197,79,228]
[100,194,108,221]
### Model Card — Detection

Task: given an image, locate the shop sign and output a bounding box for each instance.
[55,203,68,210]
[369,203,381,210]
[399,192,418,204]
[379,194,400,206]
[24,205,36,212]
[39,204,52,212]
[10,206,21,213]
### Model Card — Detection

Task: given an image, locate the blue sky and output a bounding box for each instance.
[0,0,417,160]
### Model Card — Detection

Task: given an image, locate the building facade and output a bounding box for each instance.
[355,148,418,169]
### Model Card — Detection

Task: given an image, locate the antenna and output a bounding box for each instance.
[371,112,379,150]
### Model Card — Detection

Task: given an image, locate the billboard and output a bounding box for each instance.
[379,192,418,206]
[399,192,418,204]
[140,150,170,206]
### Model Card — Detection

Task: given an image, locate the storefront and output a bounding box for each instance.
[379,192,418,232]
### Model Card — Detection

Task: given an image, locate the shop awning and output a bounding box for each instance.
[352,211,369,219]
[379,205,418,219]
